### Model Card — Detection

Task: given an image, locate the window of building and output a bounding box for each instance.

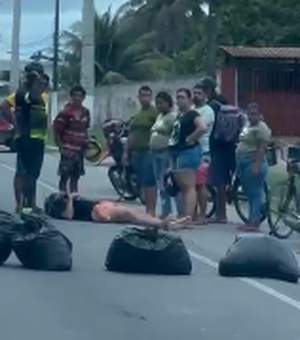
[0,71,10,82]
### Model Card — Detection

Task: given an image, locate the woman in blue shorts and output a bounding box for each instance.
[169,88,206,219]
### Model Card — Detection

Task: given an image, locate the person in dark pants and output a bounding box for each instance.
[14,71,48,214]
[1,62,47,213]
[198,77,236,223]
[53,85,90,194]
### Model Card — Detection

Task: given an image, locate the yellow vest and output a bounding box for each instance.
[8,92,48,140]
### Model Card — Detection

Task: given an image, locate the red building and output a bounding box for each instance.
[220,46,300,136]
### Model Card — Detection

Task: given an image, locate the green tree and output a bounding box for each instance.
[219,0,300,46]
[59,6,178,85]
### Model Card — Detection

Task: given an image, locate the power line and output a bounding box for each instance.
[19,34,52,47]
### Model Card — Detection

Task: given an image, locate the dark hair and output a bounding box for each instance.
[138,86,152,95]
[70,85,86,97]
[177,88,192,99]
[156,91,173,108]
[193,83,205,91]
[44,193,67,219]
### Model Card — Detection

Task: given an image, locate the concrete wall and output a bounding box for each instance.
[57,74,222,126]
[1,73,221,126]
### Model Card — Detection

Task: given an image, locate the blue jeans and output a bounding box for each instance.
[152,150,181,218]
[172,145,202,172]
[130,151,156,188]
[237,157,268,226]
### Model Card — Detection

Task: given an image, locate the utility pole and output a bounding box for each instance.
[51,0,60,122]
[10,0,21,91]
[205,0,221,80]
[81,0,95,126]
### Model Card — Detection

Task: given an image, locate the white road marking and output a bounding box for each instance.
[0,163,56,191]
[189,250,300,312]
[2,160,300,312]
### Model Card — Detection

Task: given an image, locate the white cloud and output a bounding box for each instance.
[0,0,125,59]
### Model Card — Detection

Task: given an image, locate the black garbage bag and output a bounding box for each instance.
[12,213,72,271]
[218,234,300,283]
[105,228,192,275]
[0,210,24,265]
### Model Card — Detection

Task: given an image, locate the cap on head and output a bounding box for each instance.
[199,77,216,91]
[24,62,44,76]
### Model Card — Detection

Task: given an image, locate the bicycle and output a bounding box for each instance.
[207,143,277,224]
[207,173,269,224]
[267,145,300,239]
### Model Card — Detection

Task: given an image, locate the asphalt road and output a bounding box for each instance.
[0,151,300,340]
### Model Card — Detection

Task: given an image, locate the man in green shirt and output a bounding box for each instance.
[123,86,158,216]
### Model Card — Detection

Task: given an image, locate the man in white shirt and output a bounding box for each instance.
[193,84,215,223]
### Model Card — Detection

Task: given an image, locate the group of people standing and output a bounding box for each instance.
[124,77,272,231]
[0,61,272,232]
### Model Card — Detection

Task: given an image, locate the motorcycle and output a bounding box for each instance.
[102,118,144,204]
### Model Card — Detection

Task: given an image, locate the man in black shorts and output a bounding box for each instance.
[14,71,47,214]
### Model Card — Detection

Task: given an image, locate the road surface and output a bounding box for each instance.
[0,151,300,340]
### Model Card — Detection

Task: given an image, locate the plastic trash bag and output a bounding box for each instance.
[105,227,192,275]
[218,234,300,283]
[12,213,72,271]
[0,210,23,265]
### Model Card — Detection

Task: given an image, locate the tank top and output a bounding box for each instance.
[73,198,98,221]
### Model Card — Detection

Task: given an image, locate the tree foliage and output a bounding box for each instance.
[59,0,300,85]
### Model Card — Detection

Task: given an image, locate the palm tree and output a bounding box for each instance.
[59,5,177,85]
[121,0,207,74]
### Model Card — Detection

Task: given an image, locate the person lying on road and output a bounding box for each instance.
[44,193,191,230]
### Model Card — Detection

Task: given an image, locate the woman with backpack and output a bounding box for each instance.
[236,103,271,231]
[168,88,206,220]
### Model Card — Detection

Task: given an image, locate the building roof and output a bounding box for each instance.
[220,46,300,60]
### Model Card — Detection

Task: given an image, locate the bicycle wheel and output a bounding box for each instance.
[267,180,294,239]
[206,185,217,219]
[108,165,137,201]
[232,177,268,224]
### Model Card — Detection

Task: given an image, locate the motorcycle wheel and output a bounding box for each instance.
[108,165,137,201]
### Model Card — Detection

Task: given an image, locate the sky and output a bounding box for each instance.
[0,0,125,59]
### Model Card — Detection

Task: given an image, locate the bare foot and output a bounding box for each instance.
[167,216,193,231]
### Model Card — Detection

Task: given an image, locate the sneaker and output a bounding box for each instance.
[21,207,33,215]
